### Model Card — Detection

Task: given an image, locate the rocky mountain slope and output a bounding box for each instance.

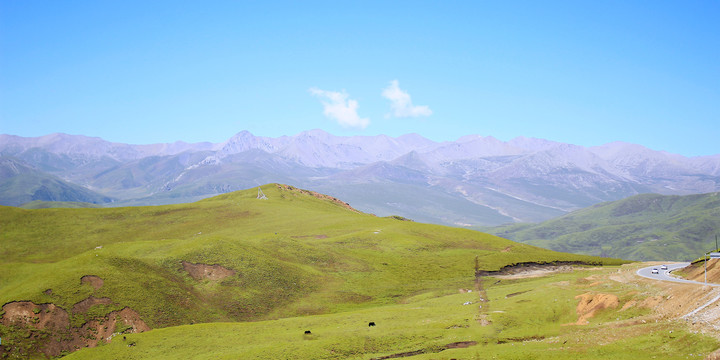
[1,131,719,226]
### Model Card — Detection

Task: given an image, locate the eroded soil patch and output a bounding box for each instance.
[680,259,720,283]
[571,293,619,325]
[0,275,149,359]
[81,275,104,290]
[182,261,236,281]
[477,262,591,279]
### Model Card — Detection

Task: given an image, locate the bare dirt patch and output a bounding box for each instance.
[680,259,720,283]
[1,301,70,332]
[571,293,619,325]
[620,299,637,311]
[81,275,104,290]
[182,261,236,281]
[485,265,575,280]
[0,298,149,358]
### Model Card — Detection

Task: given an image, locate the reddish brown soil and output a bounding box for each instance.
[182,261,236,281]
[0,276,150,358]
[0,300,150,357]
[1,301,70,332]
[81,275,104,290]
[681,259,720,283]
[572,293,619,325]
[85,307,151,343]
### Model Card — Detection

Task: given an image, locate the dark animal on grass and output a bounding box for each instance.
[304,330,312,334]
[368,322,376,327]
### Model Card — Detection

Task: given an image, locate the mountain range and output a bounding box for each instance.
[2,130,719,226]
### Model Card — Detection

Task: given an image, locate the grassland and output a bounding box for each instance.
[1,184,628,358]
[63,266,719,360]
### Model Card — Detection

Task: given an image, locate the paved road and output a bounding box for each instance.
[637,262,720,318]
[636,262,720,287]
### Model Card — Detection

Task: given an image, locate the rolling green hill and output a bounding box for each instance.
[484,192,720,261]
[0,184,623,358]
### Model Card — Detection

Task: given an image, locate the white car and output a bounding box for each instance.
[661,265,668,270]
[651,268,659,274]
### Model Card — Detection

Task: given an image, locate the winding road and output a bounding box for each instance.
[636,262,720,319]
[636,262,720,287]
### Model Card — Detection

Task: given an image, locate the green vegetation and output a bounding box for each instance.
[483,192,720,261]
[1,184,627,358]
[63,267,718,360]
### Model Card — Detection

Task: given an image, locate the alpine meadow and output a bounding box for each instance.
[3,1,720,359]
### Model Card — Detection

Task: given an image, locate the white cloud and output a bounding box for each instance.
[309,87,369,129]
[381,80,432,118]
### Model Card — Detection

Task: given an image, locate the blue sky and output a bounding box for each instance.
[1,1,718,156]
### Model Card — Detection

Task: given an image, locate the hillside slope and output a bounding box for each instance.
[0,157,114,207]
[64,263,720,360]
[0,184,621,358]
[485,192,720,261]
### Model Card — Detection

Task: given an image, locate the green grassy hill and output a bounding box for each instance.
[484,192,720,261]
[0,184,623,358]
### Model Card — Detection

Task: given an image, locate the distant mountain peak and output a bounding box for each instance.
[1,130,719,226]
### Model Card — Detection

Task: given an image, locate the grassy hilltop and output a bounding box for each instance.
[0,184,669,359]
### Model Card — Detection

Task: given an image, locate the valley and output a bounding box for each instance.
[4,1,718,358]
[0,184,620,359]
[2,184,720,359]
[485,192,720,261]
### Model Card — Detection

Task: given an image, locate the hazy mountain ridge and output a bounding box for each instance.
[0,156,114,205]
[1,130,719,225]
